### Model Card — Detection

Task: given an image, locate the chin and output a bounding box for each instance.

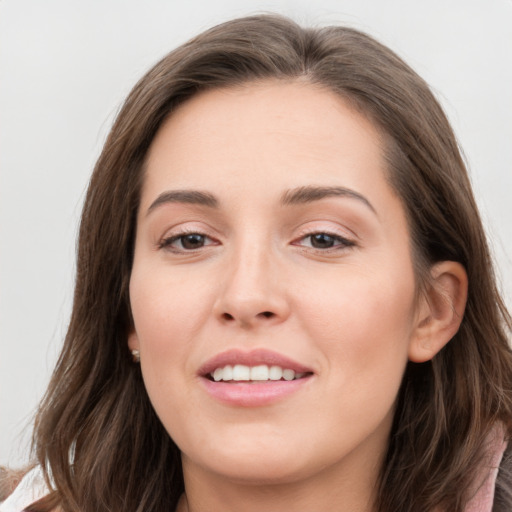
[182,433,318,484]
[202,456,313,485]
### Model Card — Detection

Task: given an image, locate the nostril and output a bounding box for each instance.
[219,310,276,324]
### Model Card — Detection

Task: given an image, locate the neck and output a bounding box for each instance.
[176,453,381,512]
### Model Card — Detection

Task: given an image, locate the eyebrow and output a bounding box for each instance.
[146,185,376,215]
[147,190,218,215]
[280,186,376,214]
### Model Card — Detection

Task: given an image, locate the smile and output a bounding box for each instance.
[199,349,314,406]
[210,364,307,382]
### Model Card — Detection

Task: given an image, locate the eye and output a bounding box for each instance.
[159,232,216,251]
[295,232,355,250]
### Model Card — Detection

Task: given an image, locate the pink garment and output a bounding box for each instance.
[464,426,507,512]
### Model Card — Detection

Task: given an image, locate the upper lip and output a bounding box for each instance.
[198,349,313,377]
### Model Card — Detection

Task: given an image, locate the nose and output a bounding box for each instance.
[213,243,290,329]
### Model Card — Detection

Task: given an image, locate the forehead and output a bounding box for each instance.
[142,80,393,210]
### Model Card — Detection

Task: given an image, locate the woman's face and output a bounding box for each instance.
[129,82,422,488]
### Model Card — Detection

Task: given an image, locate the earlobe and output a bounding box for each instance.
[128,330,141,362]
[408,261,468,363]
[128,329,140,352]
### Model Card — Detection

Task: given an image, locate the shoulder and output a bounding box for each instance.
[0,466,49,512]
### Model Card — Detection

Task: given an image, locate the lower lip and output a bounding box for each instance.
[201,377,313,407]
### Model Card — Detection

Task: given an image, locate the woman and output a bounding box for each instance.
[1,14,511,512]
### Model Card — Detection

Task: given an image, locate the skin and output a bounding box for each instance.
[128,81,467,512]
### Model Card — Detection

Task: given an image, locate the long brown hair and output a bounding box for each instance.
[28,14,512,512]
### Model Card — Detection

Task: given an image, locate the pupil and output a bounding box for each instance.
[182,234,204,249]
[311,233,334,249]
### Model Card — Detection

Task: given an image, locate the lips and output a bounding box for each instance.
[198,349,314,407]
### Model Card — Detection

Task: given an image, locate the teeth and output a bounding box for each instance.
[222,365,233,381]
[250,365,269,381]
[210,364,307,382]
[282,369,295,381]
[232,364,250,381]
[269,365,283,380]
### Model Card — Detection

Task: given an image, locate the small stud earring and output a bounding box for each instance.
[131,349,140,363]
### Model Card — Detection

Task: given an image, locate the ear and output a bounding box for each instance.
[408,261,468,363]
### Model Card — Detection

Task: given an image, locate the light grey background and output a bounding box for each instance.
[1,0,511,467]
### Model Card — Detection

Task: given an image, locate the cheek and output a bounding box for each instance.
[130,265,210,349]
[297,261,416,386]
[128,267,214,413]
[300,268,415,440]
[129,270,211,433]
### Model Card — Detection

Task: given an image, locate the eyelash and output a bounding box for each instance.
[158,229,355,253]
